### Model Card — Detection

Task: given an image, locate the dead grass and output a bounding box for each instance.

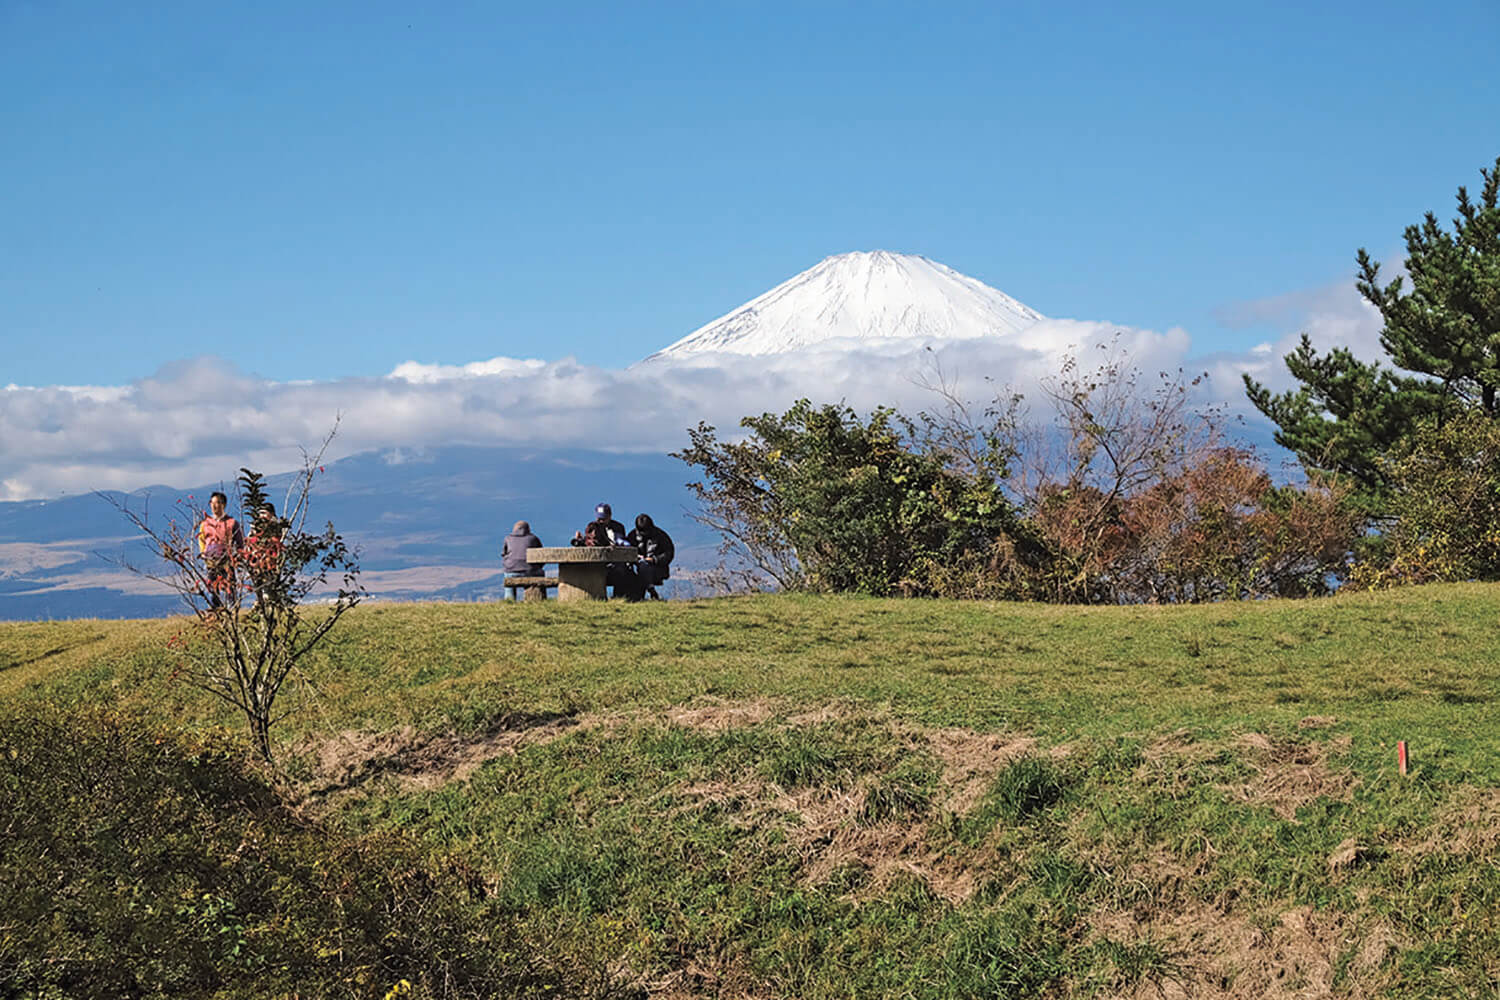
[673,708,1040,904]
[678,770,1002,904]
[291,710,589,809]
[925,727,1038,814]
[1402,787,1500,858]
[644,954,777,1000]
[277,696,1416,996]
[1143,728,1217,764]
[1091,904,1399,999]
[665,698,777,732]
[1222,733,1358,822]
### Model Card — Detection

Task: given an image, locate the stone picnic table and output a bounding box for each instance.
[526,545,637,602]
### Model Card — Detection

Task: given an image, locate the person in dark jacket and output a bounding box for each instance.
[501,520,544,601]
[572,503,628,547]
[571,503,638,599]
[627,513,674,600]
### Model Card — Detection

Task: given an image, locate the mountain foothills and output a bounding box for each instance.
[0,447,699,621]
[0,250,1055,622]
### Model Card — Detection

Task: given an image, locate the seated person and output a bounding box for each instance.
[572,503,639,599]
[572,502,628,547]
[501,519,544,601]
[627,513,674,600]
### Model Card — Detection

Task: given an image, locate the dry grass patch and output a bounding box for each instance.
[1223,733,1357,821]
[292,698,784,809]
[675,707,1043,904]
[665,697,777,732]
[678,773,994,904]
[1143,728,1218,764]
[1140,728,1359,821]
[1403,787,1500,858]
[925,727,1038,815]
[292,710,588,807]
[644,953,776,1000]
[1092,904,1399,999]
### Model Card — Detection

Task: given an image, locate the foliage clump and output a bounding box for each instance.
[675,399,1020,597]
[1248,156,1500,524]
[679,347,1361,603]
[1349,411,1500,588]
[1245,155,1500,500]
[0,703,631,1000]
[108,438,362,761]
[1245,155,1500,588]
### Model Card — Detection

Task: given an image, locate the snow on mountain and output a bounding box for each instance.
[643,251,1044,361]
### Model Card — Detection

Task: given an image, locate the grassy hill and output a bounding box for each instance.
[3,585,1499,998]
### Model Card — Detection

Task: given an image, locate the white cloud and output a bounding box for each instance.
[1201,279,1385,403]
[0,297,1388,502]
[387,356,549,382]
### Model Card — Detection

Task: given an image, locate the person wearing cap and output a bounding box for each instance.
[572,503,628,548]
[571,503,639,599]
[501,519,544,601]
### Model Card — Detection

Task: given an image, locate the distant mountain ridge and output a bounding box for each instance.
[0,446,705,621]
[645,250,1043,361]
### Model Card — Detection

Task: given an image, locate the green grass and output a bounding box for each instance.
[4,583,1500,997]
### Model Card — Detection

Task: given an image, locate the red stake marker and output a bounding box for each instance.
[1398,740,1408,776]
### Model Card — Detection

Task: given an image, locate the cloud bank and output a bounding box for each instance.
[0,289,1383,502]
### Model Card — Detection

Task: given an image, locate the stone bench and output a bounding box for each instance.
[502,576,559,601]
[528,546,637,601]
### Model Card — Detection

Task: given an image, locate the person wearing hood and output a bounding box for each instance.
[502,520,544,601]
[627,513,674,600]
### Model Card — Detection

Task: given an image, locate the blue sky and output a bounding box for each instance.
[5,0,1496,387]
[1,1,1497,501]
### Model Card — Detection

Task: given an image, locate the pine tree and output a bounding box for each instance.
[1245,155,1500,500]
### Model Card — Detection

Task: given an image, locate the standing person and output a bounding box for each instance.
[501,520,544,601]
[627,513,674,600]
[244,503,285,611]
[197,490,244,609]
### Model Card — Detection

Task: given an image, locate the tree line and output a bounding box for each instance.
[678,156,1500,601]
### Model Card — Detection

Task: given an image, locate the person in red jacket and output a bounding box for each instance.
[197,491,244,608]
[244,503,286,609]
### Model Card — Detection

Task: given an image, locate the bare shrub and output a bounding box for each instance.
[104,428,361,762]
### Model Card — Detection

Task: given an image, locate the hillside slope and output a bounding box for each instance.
[4,586,1499,998]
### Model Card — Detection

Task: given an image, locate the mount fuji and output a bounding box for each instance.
[644,250,1044,361]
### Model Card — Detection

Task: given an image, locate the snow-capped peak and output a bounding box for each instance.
[643,251,1044,361]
